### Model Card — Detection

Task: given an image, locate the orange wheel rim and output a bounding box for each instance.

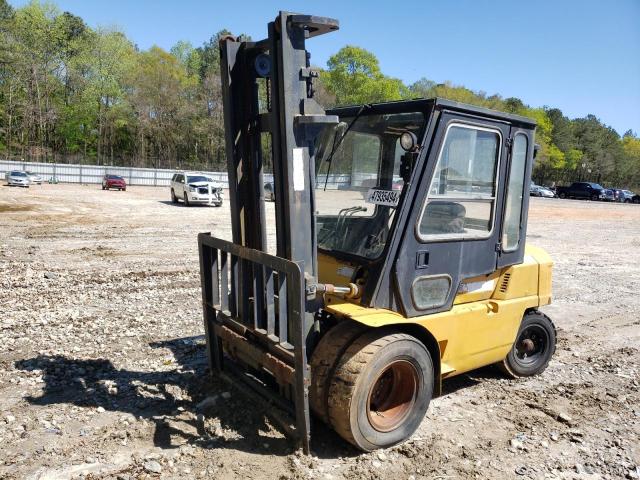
[367,360,419,432]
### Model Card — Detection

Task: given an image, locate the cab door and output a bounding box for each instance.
[497,128,534,268]
[393,112,510,317]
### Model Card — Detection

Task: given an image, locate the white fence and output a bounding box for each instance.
[0,159,242,188]
[0,159,376,189]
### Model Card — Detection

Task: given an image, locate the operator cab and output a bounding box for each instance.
[315,98,536,317]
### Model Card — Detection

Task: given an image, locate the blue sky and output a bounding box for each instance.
[9,0,640,135]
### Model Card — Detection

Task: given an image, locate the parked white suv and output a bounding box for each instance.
[170,172,223,206]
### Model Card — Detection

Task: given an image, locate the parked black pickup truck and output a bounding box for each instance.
[556,182,606,200]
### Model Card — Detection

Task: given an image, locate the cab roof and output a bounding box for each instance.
[328,97,537,129]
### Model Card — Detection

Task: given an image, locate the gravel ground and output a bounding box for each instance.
[0,183,639,480]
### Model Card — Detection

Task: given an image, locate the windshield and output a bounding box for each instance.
[12,172,27,177]
[315,111,425,260]
[107,175,122,179]
[187,175,212,183]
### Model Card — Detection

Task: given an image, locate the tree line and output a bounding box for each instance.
[1,1,639,189]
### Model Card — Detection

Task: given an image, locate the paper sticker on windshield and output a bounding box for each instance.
[366,188,400,207]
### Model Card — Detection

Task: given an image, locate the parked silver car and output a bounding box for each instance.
[5,170,31,187]
[530,184,555,198]
[619,190,635,203]
[26,171,43,184]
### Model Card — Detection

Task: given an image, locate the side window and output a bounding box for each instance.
[418,124,501,240]
[502,134,528,251]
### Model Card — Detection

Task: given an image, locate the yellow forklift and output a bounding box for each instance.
[198,11,555,452]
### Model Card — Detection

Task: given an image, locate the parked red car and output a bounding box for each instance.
[102,174,126,191]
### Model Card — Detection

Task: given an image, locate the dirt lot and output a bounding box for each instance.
[1,183,639,480]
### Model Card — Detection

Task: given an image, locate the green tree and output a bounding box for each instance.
[127,46,197,167]
[322,46,407,105]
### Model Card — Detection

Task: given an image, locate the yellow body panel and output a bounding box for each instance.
[320,244,554,382]
[318,253,360,294]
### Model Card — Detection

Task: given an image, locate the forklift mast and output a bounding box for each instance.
[219,11,338,322]
[198,12,338,452]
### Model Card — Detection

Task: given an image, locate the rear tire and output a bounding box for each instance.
[310,320,368,423]
[558,192,566,199]
[500,310,556,378]
[327,331,433,452]
[591,194,599,201]
[171,189,178,203]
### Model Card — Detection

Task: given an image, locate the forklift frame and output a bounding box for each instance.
[198,11,544,453]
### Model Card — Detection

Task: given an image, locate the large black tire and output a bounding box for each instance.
[171,189,178,203]
[634,198,640,204]
[309,320,368,423]
[558,192,566,199]
[591,194,599,201]
[183,192,190,206]
[500,310,556,378]
[327,331,433,451]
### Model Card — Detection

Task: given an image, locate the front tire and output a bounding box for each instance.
[500,311,556,378]
[183,192,190,206]
[591,194,599,201]
[558,192,566,199]
[327,331,433,451]
[310,320,368,423]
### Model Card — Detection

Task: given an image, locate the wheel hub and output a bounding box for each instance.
[520,338,535,353]
[367,360,419,433]
[515,325,549,365]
